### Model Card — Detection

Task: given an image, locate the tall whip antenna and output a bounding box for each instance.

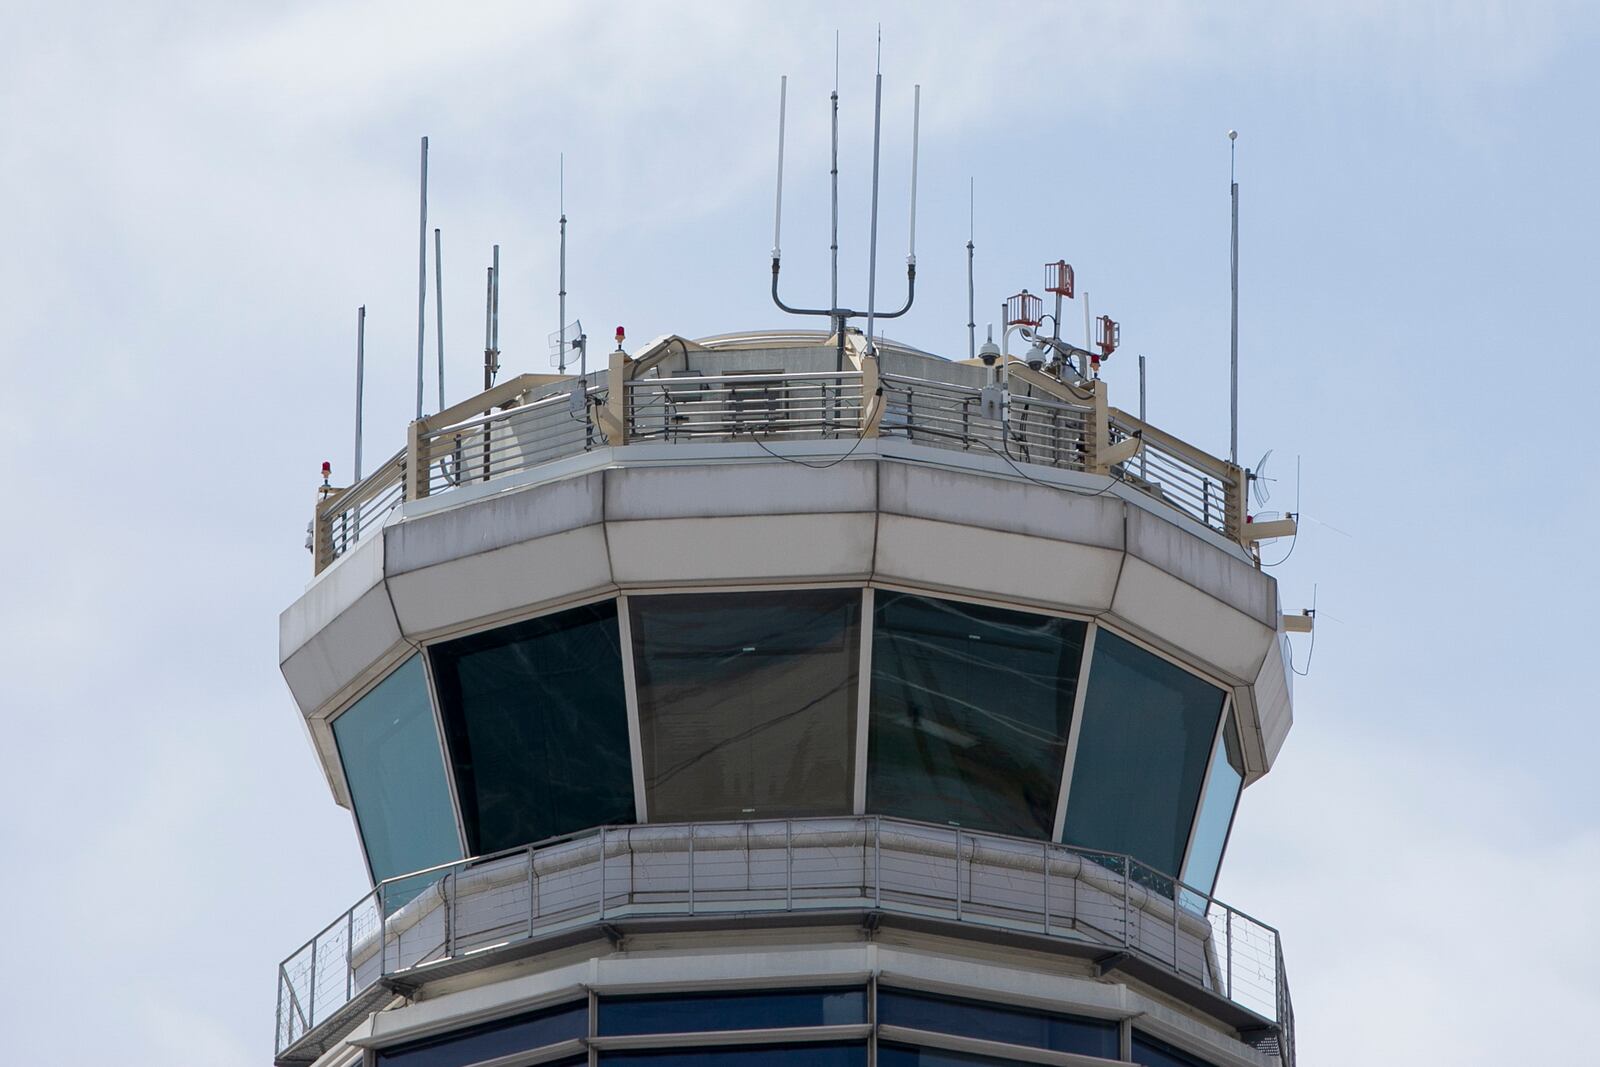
[865,30,883,354]
[415,135,429,419]
[1229,129,1240,466]
[773,76,787,260]
[354,306,366,482]
[966,178,975,360]
[830,50,840,345]
[559,154,568,374]
[434,228,445,409]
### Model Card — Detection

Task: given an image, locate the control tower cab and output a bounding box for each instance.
[276,328,1301,1067]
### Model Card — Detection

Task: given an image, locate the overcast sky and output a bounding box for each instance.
[2,2,1597,1063]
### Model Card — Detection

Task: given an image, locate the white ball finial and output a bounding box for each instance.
[1228,129,1238,141]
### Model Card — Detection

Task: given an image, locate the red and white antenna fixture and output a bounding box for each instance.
[1045,261,1074,299]
[1005,290,1042,328]
[1096,315,1120,358]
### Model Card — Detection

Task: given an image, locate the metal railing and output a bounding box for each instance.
[275,817,1292,1063]
[625,370,864,441]
[310,363,1246,574]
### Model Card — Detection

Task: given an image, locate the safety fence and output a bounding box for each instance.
[276,817,1292,1064]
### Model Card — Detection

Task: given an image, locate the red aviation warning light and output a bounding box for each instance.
[1045,261,1074,299]
[614,325,626,347]
[1005,290,1042,328]
[321,461,332,486]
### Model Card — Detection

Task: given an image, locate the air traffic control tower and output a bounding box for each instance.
[275,318,1303,1067]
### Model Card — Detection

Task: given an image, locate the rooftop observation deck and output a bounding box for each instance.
[276,816,1295,1066]
[310,330,1257,575]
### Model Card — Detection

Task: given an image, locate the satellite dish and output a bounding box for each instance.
[1249,448,1276,508]
[548,319,584,369]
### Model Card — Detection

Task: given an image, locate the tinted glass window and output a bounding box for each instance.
[868,594,1085,837]
[430,601,636,856]
[377,1001,587,1067]
[333,655,462,888]
[1133,1031,1220,1067]
[878,990,1117,1058]
[879,1047,1035,1067]
[1061,631,1224,878]
[630,591,860,821]
[1181,716,1244,898]
[600,988,866,1036]
[600,1045,865,1067]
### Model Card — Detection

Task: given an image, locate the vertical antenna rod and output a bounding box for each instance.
[483,265,494,390]
[491,244,500,360]
[415,135,429,420]
[1229,129,1240,466]
[1138,353,1148,479]
[434,228,445,410]
[967,178,975,360]
[865,43,883,353]
[830,79,840,336]
[773,76,787,259]
[559,155,568,373]
[907,83,920,265]
[354,306,366,481]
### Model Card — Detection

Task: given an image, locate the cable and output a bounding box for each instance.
[1290,624,1316,677]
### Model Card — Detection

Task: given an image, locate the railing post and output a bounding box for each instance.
[1224,461,1248,542]
[599,826,607,920]
[378,884,388,976]
[873,817,882,908]
[345,907,354,1001]
[603,349,631,446]
[1172,880,1181,973]
[785,820,793,912]
[1226,908,1234,1001]
[1088,380,1111,475]
[687,825,695,915]
[312,496,336,574]
[860,358,880,438]
[1042,841,1051,936]
[307,937,317,1028]
[405,418,430,500]
[446,870,456,959]
[275,965,287,1051]
[1121,856,1131,947]
[954,829,963,921]
[527,845,537,936]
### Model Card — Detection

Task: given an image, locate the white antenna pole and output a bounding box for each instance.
[415,135,429,420]
[354,306,366,481]
[830,80,840,331]
[434,228,445,410]
[559,154,568,374]
[483,265,494,390]
[773,76,787,259]
[1083,290,1092,351]
[865,47,883,353]
[491,243,500,359]
[966,178,975,360]
[907,83,920,266]
[1229,129,1240,466]
[1139,353,1148,479]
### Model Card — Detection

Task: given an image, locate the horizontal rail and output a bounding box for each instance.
[275,816,1291,1062]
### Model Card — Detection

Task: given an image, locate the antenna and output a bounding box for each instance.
[830,76,840,343]
[966,178,975,360]
[1250,448,1276,508]
[864,50,883,352]
[483,265,494,390]
[434,228,445,410]
[354,306,366,482]
[415,135,429,420]
[1229,129,1240,466]
[1138,354,1148,480]
[773,76,786,259]
[492,244,500,362]
[559,154,568,373]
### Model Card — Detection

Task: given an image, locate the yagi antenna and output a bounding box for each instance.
[770,48,918,368]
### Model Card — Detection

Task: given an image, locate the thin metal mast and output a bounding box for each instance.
[967,178,975,360]
[559,155,568,374]
[773,76,787,259]
[492,244,500,361]
[483,265,494,390]
[830,79,840,340]
[415,135,429,420]
[434,228,445,410]
[1229,130,1240,466]
[354,306,366,481]
[865,40,883,353]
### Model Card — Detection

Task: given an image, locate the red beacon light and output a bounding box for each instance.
[614,325,626,348]
[320,461,332,485]
[1005,290,1042,328]
[1045,261,1074,298]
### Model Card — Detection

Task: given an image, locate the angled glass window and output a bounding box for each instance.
[600,1046,866,1067]
[429,601,636,857]
[1060,631,1225,879]
[376,1000,587,1067]
[877,990,1117,1058]
[599,988,866,1036]
[1132,1030,1221,1067]
[878,1047,1036,1067]
[630,590,860,821]
[868,593,1086,838]
[1181,715,1244,898]
[332,655,462,888]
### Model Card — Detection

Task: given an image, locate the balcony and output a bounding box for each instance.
[274,816,1293,1066]
[309,332,1249,575]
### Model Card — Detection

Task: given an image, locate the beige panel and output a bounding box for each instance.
[280,529,386,660]
[1254,632,1295,768]
[387,525,614,639]
[1110,556,1274,684]
[874,514,1122,613]
[386,472,604,574]
[606,513,877,585]
[1124,507,1277,628]
[878,462,1124,550]
[279,583,407,719]
[605,460,877,521]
